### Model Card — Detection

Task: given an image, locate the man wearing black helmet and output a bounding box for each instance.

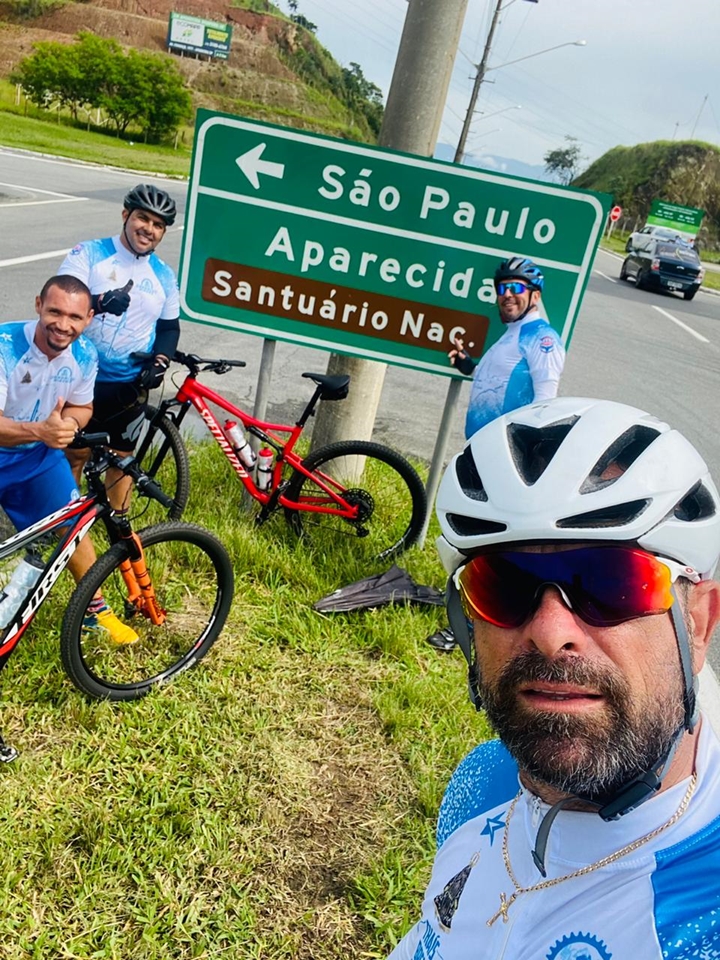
[57,184,180,510]
[427,257,565,650]
[391,397,720,960]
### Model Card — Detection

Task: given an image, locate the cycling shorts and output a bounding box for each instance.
[0,445,79,532]
[88,380,148,452]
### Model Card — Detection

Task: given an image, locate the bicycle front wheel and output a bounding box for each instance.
[133,406,191,522]
[60,522,234,701]
[284,440,427,562]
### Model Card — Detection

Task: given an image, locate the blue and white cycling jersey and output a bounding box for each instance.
[58,236,179,383]
[465,311,565,439]
[0,320,97,456]
[388,720,720,960]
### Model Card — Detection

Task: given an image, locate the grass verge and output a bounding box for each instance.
[0,440,489,959]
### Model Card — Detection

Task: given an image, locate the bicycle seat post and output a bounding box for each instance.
[296,386,324,428]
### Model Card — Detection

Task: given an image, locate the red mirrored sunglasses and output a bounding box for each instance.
[455,546,699,629]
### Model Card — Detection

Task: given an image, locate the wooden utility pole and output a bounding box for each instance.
[454,0,503,164]
[310,0,470,451]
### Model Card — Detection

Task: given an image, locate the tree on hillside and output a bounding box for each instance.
[134,54,193,142]
[341,62,383,136]
[12,33,191,142]
[291,14,317,32]
[544,136,583,186]
[10,39,102,119]
[287,0,298,11]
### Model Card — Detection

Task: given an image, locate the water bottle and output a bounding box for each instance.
[256,447,274,492]
[225,419,257,469]
[0,554,44,628]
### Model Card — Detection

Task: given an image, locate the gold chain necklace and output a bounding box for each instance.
[487,772,698,927]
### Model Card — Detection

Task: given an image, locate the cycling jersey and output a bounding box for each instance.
[0,319,95,530]
[388,720,720,960]
[58,236,180,383]
[0,320,97,453]
[464,311,565,439]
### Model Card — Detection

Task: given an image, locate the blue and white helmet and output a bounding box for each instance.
[494,256,544,291]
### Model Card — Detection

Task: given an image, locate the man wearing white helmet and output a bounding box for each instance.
[390,397,720,960]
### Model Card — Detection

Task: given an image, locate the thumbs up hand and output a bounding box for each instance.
[97,279,133,316]
[38,399,78,448]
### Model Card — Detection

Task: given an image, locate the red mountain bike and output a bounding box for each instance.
[133,351,427,563]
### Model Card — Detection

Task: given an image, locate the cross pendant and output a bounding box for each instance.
[487,891,513,927]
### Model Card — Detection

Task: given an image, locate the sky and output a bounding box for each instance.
[283,0,720,175]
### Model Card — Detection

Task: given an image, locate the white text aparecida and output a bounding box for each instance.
[263,227,499,305]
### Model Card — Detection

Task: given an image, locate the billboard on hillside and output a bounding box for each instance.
[647,200,704,240]
[167,13,232,60]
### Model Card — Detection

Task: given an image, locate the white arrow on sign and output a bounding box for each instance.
[235,143,285,190]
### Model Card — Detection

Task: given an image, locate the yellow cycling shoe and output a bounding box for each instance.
[83,608,139,645]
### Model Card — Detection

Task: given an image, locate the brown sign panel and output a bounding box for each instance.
[202,258,490,357]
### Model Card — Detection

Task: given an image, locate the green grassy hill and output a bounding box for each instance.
[574,140,720,248]
[0,0,382,143]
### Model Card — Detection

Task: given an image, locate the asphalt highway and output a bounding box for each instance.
[1,147,719,716]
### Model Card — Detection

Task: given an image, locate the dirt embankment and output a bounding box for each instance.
[0,1,335,122]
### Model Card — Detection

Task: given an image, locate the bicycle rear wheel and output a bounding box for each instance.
[132,407,190,523]
[284,440,427,562]
[60,522,234,701]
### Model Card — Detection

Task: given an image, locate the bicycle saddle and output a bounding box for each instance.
[302,373,350,400]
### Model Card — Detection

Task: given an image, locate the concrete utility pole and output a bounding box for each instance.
[310,0,470,451]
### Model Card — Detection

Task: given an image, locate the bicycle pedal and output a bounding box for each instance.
[0,740,18,764]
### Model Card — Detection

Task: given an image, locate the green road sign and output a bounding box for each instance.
[180,110,611,376]
[648,200,704,238]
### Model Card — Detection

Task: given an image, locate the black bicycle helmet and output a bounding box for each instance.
[494,256,544,292]
[123,184,177,226]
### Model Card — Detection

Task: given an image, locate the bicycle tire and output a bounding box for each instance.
[60,522,234,701]
[284,440,427,562]
[133,406,190,522]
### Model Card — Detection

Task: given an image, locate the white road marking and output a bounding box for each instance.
[0,197,86,209]
[0,180,80,198]
[0,249,69,268]
[0,147,180,181]
[595,270,617,283]
[0,179,87,208]
[652,305,709,343]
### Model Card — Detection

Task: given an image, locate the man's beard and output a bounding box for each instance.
[477,652,685,799]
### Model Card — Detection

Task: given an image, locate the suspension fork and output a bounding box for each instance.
[115,517,166,625]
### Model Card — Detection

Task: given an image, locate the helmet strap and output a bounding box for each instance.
[497,288,539,324]
[668,583,699,731]
[447,578,483,710]
[122,213,154,259]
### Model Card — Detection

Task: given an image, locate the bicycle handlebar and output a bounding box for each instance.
[134,474,174,509]
[76,433,174,508]
[173,350,246,374]
[69,431,111,449]
[132,350,246,375]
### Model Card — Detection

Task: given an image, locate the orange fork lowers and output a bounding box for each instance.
[119,532,167,625]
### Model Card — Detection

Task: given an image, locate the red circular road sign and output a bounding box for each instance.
[610,205,622,222]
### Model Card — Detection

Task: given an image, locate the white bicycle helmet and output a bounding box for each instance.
[437,397,720,832]
[437,397,720,578]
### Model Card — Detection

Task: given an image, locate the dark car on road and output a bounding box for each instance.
[621,237,703,301]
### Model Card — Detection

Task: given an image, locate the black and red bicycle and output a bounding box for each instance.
[133,351,427,563]
[0,434,234,761]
